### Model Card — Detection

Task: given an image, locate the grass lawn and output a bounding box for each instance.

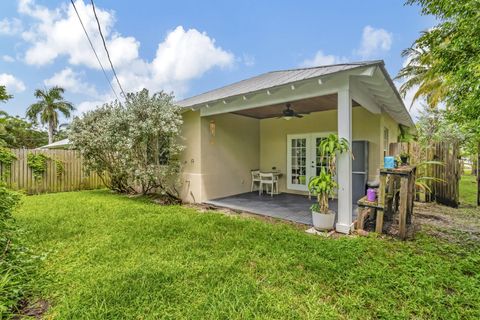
[460,174,478,207]
[15,190,480,319]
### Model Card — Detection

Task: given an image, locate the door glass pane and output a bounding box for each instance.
[291,138,307,185]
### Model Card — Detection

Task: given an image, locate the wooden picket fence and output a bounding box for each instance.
[0,149,106,194]
[389,142,461,207]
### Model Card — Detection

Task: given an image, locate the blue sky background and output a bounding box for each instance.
[0,0,435,122]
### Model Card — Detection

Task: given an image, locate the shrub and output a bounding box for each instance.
[70,89,184,199]
[0,186,34,317]
[26,153,49,181]
[0,148,16,182]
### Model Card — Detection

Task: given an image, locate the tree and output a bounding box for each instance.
[415,105,465,147]
[405,0,480,205]
[0,113,48,148]
[0,85,12,102]
[404,0,480,126]
[70,89,184,199]
[395,44,448,109]
[26,86,74,144]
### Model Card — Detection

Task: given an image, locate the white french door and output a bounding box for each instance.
[287,133,332,191]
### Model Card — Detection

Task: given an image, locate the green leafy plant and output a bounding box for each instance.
[54,159,64,177]
[415,160,445,195]
[308,134,350,213]
[308,168,338,213]
[399,151,410,165]
[318,133,350,173]
[0,148,16,181]
[70,89,184,198]
[27,153,49,181]
[0,185,37,318]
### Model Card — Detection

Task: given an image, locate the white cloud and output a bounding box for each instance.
[356,25,392,58]
[153,26,233,82]
[44,68,98,97]
[17,0,235,104]
[0,73,26,93]
[301,50,347,67]
[0,18,23,35]
[301,25,393,68]
[19,0,138,69]
[115,26,234,96]
[1,55,15,62]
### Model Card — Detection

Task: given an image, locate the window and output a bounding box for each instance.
[383,127,389,157]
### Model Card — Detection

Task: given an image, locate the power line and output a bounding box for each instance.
[70,0,119,101]
[90,0,127,99]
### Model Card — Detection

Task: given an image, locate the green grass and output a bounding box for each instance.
[15,190,480,319]
[460,174,478,206]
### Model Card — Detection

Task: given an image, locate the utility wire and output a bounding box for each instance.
[90,0,127,99]
[70,0,119,101]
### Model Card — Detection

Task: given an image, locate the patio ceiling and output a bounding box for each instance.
[232,93,361,119]
[177,60,414,127]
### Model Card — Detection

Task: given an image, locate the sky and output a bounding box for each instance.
[0,0,435,123]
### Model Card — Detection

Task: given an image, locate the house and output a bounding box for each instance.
[38,138,71,149]
[177,60,414,234]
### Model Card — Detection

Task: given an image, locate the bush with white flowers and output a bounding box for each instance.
[70,89,184,200]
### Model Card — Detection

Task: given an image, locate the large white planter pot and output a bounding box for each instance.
[312,210,336,231]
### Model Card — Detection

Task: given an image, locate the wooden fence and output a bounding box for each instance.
[0,149,105,194]
[389,142,461,207]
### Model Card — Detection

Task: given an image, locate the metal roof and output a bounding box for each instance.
[38,138,71,149]
[177,61,383,108]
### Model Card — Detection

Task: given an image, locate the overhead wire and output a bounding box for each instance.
[69,0,120,101]
[90,0,127,99]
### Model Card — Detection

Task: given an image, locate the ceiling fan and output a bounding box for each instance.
[278,103,307,120]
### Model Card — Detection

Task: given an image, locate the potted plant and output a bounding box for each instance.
[399,152,410,165]
[308,134,350,230]
[308,168,337,229]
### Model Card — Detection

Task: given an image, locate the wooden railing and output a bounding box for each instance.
[0,149,105,194]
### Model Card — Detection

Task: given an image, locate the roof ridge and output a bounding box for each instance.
[269,60,384,73]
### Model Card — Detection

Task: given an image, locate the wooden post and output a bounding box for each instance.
[376,174,387,233]
[399,176,409,239]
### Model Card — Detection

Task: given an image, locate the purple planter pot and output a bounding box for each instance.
[367,188,377,202]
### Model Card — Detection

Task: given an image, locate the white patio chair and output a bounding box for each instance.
[251,170,261,192]
[259,172,278,196]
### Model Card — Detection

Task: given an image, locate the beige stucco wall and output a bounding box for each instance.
[259,107,381,194]
[179,110,203,203]
[200,113,260,201]
[380,112,400,166]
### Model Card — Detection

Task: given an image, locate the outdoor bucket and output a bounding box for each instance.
[367,188,377,202]
[384,156,395,169]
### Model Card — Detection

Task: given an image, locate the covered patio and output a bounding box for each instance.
[178,61,414,233]
[205,192,358,225]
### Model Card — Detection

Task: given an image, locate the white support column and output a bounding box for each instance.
[336,86,353,234]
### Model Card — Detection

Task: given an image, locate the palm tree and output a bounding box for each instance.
[27,86,74,144]
[395,42,448,109]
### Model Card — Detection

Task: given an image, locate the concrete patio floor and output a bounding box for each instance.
[204,192,357,225]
